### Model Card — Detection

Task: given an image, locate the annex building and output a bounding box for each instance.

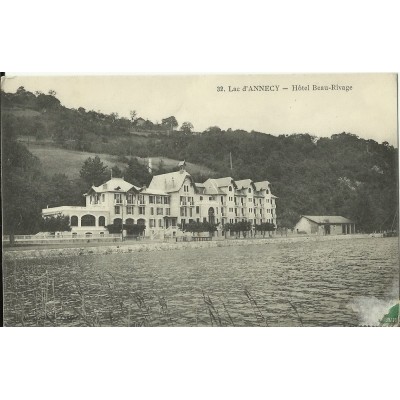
[42,161,277,238]
[294,215,355,235]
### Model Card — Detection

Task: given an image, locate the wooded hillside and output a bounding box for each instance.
[2,87,398,234]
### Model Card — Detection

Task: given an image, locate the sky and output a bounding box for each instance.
[2,73,398,145]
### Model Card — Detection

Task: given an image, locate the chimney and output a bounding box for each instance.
[148,158,152,174]
[142,184,147,190]
[178,160,186,173]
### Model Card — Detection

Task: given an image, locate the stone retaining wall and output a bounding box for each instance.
[3,234,378,261]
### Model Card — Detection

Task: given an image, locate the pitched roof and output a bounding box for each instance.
[202,179,227,195]
[254,181,270,191]
[302,215,353,224]
[235,179,255,189]
[148,170,195,193]
[141,188,168,195]
[86,178,140,194]
[212,177,237,188]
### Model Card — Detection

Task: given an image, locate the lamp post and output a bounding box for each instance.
[121,197,125,242]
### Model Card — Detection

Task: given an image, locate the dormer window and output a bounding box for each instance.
[228,186,232,191]
[248,188,251,193]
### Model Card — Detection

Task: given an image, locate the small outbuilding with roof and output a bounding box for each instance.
[294,215,355,235]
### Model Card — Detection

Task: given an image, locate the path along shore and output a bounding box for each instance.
[3,234,383,261]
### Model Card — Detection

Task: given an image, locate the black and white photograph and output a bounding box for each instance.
[2,73,398,328]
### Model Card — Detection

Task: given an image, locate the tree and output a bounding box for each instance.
[180,121,194,134]
[2,132,46,241]
[157,159,167,174]
[162,116,178,130]
[123,157,152,187]
[111,165,123,178]
[223,221,252,238]
[181,221,219,236]
[205,126,222,134]
[79,156,109,187]
[129,110,137,122]
[48,89,57,96]
[36,93,61,111]
[40,215,71,232]
[106,223,146,236]
[255,222,276,237]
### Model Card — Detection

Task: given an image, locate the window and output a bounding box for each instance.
[157,208,163,215]
[200,196,203,201]
[150,207,154,215]
[115,206,121,214]
[158,219,163,228]
[102,194,105,202]
[139,206,145,214]
[149,196,154,204]
[70,216,78,226]
[114,193,122,204]
[81,215,96,227]
[127,194,134,204]
[99,216,106,226]
[164,197,170,204]
[156,196,161,204]
[127,206,133,214]
[248,188,251,193]
[196,206,200,214]
[166,208,171,216]
[221,196,224,203]
[209,197,212,201]
[149,219,156,228]
[113,218,122,226]
[229,186,232,191]
[139,195,145,204]
[126,218,134,225]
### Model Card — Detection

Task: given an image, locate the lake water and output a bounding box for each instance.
[3,237,399,327]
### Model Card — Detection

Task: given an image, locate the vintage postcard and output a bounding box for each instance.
[1,73,399,327]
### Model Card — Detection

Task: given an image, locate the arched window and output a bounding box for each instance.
[137,218,146,225]
[70,215,78,226]
[99,216,106,226]
[85,232,93,237]
[126,218,134,225]
[114,218,122,226]
[248,188,251,193]
[228,186,232,191]
[81,214,96,227]
[208,207,215,224]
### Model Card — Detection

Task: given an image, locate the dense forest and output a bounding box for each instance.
[1,87,398,235]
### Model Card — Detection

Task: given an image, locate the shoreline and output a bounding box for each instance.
[3,234,386,261]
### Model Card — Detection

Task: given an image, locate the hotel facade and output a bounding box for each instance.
[42,161,277,238]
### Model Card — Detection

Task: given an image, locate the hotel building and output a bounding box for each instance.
[42,161,277,238]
